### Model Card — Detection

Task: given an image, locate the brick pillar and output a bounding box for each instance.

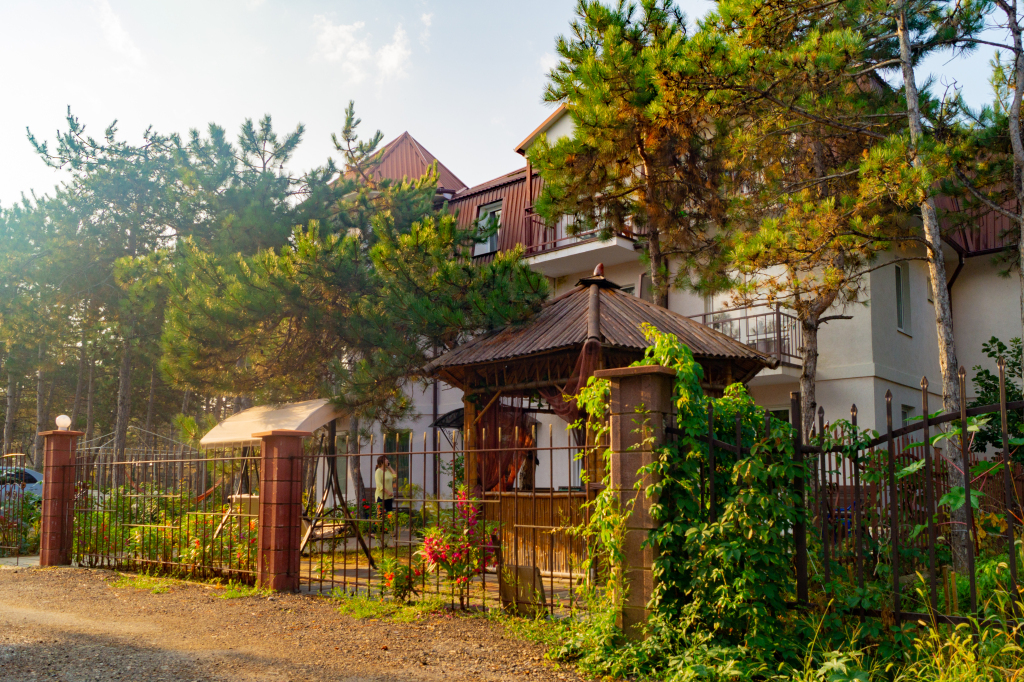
[253,430,309,592]
[592,365,675,638]
[39,429,83,566]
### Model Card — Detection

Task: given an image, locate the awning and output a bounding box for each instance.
[199,399,345,449]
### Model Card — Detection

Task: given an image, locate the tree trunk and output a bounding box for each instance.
[180,388,190,415]
[897,6,968,571]
[43,379,56,434]
[3,373,16,455]
[799,317,819,446]
[85,360,96,445]
[347,414,365,513]
[648,229,669,308]
[114,331,133,461]
[145,365,156,445]
[33,343,45,468]
[994,6,1024,345]
[71,326,88,429]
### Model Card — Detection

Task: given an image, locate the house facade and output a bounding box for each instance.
[341,113,1020,499]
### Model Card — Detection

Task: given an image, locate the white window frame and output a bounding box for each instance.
[895,262,911,335]
[473,201,502,257]
[901,405,914,427]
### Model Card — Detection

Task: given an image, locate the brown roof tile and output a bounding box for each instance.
[427,281,772,372]
[369,132,467,193]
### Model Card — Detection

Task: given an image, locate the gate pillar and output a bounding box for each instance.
[253,430,309,592]
[39,428,84,567]
[592,365,675,639]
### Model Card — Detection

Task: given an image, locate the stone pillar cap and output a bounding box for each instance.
[252,430,313,438]
[37,430,86,437]
[593,365,676,379]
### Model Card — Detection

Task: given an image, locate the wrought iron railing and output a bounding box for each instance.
[689,305,803,367]
[524,213,642,256]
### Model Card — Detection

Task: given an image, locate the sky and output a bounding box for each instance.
[0,0,1010,207]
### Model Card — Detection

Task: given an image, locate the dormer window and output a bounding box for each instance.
[473,201,502,256]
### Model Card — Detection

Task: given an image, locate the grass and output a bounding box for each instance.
[109,572,177,594]
[108,572,270,599]
[330,590,448,623]
[219,580,272,599]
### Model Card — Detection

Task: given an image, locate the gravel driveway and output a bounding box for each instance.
[0,565,582,681]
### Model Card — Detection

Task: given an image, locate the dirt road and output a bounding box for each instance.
[0,566,580,682]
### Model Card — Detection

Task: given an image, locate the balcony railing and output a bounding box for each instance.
[689,305,803,367]
[524,213,642,256]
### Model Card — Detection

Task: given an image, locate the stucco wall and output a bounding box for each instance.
[951,256,1022,400]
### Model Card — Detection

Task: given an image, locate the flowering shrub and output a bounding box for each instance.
[379,556,422,602]
[418,485,495,606]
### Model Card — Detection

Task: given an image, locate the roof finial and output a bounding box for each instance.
[594,263,604,277]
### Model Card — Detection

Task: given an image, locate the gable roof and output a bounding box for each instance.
[426,277,774,378]
[514,104,567,155]
[371,132,467,194]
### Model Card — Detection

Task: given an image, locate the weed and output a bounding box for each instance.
[331,590,446,622]
[109,572,176,594]
[219,580,272,599]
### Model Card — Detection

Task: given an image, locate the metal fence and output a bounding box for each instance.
[299,427,592,614]
[688,304,803,367]
[801,367,1022,626]
[0,453,36,560]
[71,438,260,581]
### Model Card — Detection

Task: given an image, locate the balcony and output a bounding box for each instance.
[689,305,803,368]
[523,214,640,278]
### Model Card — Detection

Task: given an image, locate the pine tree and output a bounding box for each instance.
[529,0,728,307]
[699,0,912,439]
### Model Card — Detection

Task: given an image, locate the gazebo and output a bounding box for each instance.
[425,265,775,494]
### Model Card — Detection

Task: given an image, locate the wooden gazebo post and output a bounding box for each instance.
[462,397,477,490]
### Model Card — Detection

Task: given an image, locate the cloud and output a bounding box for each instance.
[312,16,411,83]
[312,16,373,82]
[539,52,559,75]
[419,13,432,45]
[95,0,144,67]
[377,25,411,80]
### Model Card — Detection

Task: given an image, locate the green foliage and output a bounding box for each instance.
[638,325,804,662]
[162,107,548,421]
[0,490,40,557]
[219,580,272,599]
[530,0,728,305]
[970,337,1023,457]
[331,589,446,622]
[378,555,422,602]
[73,484,258,575]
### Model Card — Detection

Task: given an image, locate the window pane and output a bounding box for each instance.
[895,265,904,330]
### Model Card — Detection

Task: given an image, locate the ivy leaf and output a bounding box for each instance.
[896,458,926,480]
[970,460,1002,477]
[938,487,984,511]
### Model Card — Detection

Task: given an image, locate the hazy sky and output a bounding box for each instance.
[0,0,1008,207]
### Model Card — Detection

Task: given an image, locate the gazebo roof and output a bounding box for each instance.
[426,273,774,391]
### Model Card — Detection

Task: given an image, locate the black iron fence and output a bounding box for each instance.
[300,426,592,615]
[800,367,1022,626]
[688,304,803,367]
[0,453,37,559]
[71,440,260,581]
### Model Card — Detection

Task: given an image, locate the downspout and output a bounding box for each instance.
[946,248,965,309]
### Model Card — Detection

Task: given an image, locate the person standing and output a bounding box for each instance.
[374,455,396,535]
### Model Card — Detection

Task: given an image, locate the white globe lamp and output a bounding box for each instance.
[55,415,72,431]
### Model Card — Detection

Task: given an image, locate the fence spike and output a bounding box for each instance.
[997,356,1022,614]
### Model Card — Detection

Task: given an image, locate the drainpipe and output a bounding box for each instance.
[946,248,965,306]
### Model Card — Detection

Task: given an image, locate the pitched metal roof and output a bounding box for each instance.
[426,278,773,373]
[371,132,467,193]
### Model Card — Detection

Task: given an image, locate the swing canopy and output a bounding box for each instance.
[199,399,346,449]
